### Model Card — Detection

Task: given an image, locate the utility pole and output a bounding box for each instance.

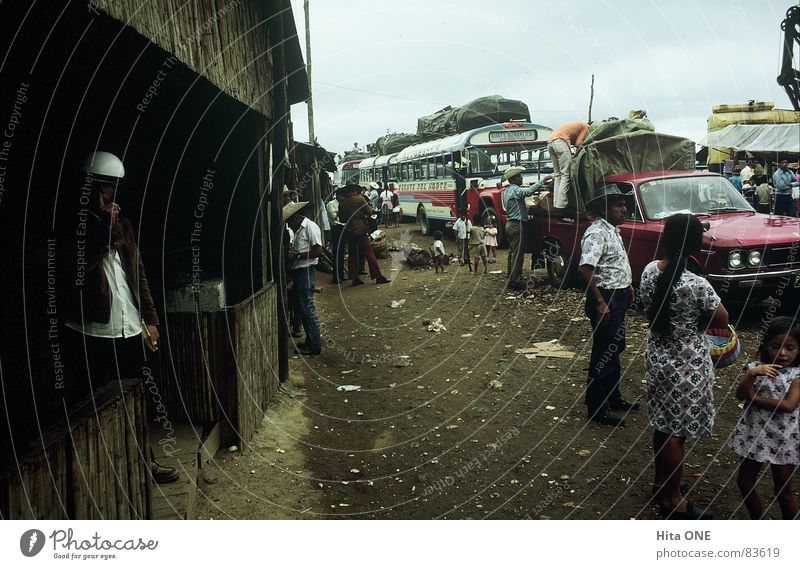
[304,0,315,143]
[588,74,595,123]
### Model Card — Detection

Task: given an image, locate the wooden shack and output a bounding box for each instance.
[0,0,309,519]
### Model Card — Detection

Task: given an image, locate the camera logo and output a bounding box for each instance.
[20,529,46,557]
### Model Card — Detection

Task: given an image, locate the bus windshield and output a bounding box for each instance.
[468,144,551,174]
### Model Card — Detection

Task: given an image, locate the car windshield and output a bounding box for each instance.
[638,176,753,220]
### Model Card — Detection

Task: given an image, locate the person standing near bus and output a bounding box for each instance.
[339,183,391,286]
[547,121,590,209]
[501,167,552,290]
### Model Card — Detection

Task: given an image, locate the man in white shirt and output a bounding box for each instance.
[285,201,323,355]
[326,189,345,283]
[452,212,472,266]
[62,152,177,484]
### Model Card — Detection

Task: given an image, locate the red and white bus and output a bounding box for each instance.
[389,122,553,243]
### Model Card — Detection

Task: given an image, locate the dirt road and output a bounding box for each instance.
[196,224,790,520]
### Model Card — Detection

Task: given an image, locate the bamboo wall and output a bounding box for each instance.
[91,0,274,118]
[233,283,280,449]
[1,380,151,520]
[152,312,235,426]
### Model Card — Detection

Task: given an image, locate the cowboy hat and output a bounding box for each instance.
[369,181,380,189]
[282,201,308,220]
[585,184,632,210]
[501,166,525,182]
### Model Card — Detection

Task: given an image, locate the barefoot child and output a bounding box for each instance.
[484,218,498,263]
[432,231,446,273]
[469,214,488,274]
[729,316,800,520]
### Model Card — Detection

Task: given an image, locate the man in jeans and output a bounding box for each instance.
[285,201,323,356]
[773,159,800,217]
[501,167,552,289]
[578,185,639,427]
[547,121,590,208]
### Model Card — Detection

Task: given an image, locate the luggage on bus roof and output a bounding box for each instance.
[416,96,531,136]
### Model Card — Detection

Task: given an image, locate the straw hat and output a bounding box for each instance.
[501,166,525,182]
[369,181,380,190]
[282,201,308,220]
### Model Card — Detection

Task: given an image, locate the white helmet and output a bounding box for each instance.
[83,151,125,181]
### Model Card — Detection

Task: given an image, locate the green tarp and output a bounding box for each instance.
[568,130,696,209]
[581,117,655,147]
[416,96,530,136]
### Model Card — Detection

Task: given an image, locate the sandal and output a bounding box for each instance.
[658,501,712,520]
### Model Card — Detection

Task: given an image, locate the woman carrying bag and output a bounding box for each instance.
[638,214,729,520]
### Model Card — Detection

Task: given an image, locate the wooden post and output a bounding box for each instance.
[304,0,315,143]
[588,74,595,123]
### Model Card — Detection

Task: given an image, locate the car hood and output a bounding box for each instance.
[705,213,800,248]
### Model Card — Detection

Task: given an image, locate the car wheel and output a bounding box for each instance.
[417,204,431,236]
[545,241,575,289]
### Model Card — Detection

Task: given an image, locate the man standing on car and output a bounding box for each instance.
[773,158,800,217]
[502,167,552,290]
[578,185,639,427]
[547,121,590,208]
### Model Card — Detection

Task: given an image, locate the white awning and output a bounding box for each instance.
[700,123,800,153]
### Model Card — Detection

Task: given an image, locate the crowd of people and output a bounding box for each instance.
[728,158,800,216]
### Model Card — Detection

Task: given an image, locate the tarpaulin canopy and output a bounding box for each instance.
[416,96,530,136]
[700,123,800,153]
[568,131,696,209]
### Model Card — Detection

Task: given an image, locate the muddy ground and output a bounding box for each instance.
[196,223,797,520]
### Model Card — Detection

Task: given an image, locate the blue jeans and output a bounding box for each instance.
[774,194,797,217]
[584,288,629,413]
[289,266,321,351]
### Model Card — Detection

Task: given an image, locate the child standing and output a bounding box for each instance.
[452,211,471,267]
[432,230,446,273]
[484,218,498,263]
[469,214,488,274]
[729,316,800,520]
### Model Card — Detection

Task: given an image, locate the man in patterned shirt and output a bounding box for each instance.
[578,185,639,427]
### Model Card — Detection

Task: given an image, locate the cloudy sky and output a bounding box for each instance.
[289,0,796,155]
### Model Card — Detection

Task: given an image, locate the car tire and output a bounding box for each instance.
[545,240,576,290]
[417,204,431,236]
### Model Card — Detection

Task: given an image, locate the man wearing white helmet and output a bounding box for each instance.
[62,151,177,484]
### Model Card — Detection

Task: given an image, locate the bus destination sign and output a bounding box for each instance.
[488,129,539,143]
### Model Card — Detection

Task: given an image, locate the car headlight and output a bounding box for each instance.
[748,250,762,267]
[728,251,743,269]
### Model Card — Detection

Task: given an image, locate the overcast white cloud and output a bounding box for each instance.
[290,0,796,155]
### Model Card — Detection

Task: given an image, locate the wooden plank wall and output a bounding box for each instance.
[92,0,274,118]
[151,311,234,425]
[233,283,280,449]
[1,380,151,520]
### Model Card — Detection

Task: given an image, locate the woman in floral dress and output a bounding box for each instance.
[639,214,729,520]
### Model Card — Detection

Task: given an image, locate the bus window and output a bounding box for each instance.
[414,161,423,179]
[435,156,445,178]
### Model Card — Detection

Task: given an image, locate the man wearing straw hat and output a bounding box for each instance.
[578,185,639,427]
[284,201,323,355]
[501,167,552,290]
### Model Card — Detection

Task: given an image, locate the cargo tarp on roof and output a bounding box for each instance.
[416,96,531,136]
[699,123,800,153]
[374,133,432,155]
[417,106,454,136]
[452,96,530,132]
[568,131,695,209]
[581,117,655,147]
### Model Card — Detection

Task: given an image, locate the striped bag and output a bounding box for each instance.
[706,325,741,369]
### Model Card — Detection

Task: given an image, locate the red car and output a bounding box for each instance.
[527,170,800,302]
